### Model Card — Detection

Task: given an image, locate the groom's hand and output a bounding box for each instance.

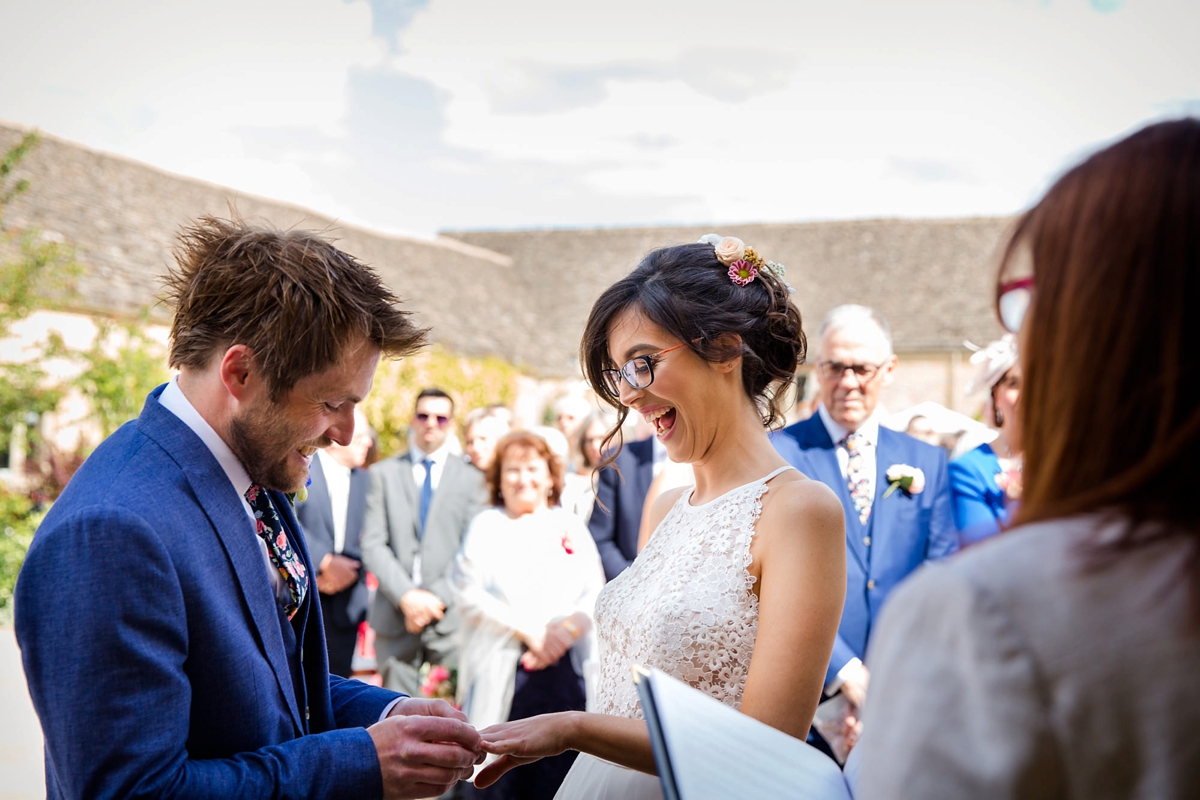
[370,698,484,800]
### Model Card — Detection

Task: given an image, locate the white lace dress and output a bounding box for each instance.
[553,466,795,800]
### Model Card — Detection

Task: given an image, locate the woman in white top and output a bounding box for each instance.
[471,236,846,799]
[854,118,1200,798]
[453,430,605,800]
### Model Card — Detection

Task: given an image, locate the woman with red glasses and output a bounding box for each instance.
[855,119,1200,798]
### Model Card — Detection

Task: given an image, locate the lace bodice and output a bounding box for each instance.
[592,466,794,719]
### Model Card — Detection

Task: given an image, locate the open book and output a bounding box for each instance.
[634,667,854,800]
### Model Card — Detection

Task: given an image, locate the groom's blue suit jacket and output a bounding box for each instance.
[15,386,401,798]
[774,414,958,685]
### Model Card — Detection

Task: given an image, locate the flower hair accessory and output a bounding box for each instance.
[698,234,795,293]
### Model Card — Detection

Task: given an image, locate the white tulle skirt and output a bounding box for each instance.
[553,754,663,800]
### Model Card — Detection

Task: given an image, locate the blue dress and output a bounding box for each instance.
[948,443,1010,544]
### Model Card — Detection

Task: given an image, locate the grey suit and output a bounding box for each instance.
[361,451,487,695]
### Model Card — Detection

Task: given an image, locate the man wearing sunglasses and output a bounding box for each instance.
[362,388,488,698]
[774,304,957,756]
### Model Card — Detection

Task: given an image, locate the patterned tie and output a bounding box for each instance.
[245,484,308,618]
[418,457,434,539]
[844,432,873,525]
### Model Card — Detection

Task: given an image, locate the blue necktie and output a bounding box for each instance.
[418,457,434,538]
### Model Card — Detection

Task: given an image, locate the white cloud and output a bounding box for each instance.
[2,0,1198,236]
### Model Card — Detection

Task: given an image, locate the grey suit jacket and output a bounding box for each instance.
[361,452,487,639]
[855,515,1200,800]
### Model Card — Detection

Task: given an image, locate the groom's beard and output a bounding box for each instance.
[228,401,328,493]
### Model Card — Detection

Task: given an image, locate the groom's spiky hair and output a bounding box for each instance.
[163,214,427,401]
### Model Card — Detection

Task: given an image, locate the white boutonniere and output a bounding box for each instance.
[883,464,925,499]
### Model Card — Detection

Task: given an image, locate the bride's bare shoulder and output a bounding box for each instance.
[758,471,845,545]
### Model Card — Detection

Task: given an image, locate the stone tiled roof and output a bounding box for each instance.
[0,121,517,365]
[443,218,1012,372]
[3,120,1011,378]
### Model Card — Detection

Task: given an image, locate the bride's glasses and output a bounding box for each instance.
[601,343,688,395]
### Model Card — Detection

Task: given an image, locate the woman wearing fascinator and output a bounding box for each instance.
[468,235,847,799]
[948,334,1022,543]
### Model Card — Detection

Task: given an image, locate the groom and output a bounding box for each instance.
[15,217,482,798]
[774,305,957,732]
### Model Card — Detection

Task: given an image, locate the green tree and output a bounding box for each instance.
[0,132,78,455]
[66,313,170,439]
[0,131,79,621]
[363,344,521,458]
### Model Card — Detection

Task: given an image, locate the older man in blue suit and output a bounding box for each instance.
[775,305,957,732]
[15,218,481,799]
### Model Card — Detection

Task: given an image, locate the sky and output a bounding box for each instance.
[3,0,1197,238]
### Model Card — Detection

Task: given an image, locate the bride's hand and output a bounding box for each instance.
[474,713,575,788]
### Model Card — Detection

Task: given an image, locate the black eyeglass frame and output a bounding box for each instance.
[815,359,889,384]
[415,412,452,428]
[601,342,688,395]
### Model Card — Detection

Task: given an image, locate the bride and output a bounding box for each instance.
[473,236,847,799]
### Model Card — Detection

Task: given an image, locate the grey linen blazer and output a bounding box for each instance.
[360,453,487,638]
[854,515,1200,800]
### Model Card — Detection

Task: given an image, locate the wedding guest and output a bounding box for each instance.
[560,410,616,522]
[554,394,592,459]
[14,217,481,798]
[948,335,1022,543]
[296,407,374,678]
[464,405,513,473]
[856,118,1200,799]
[904,415,940,447]
[361,389,488,696]
[773,304,957,745]
[453,430,605,800]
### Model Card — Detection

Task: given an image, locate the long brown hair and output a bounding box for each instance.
[1002,119,1200,600]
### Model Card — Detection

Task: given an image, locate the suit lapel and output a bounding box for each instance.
[869,430,901,544]
[344,468,369,554]
[397,454,419,535]
[791,416,869,573]
[425,457,460,537]
[137,394,304,733]
[306,457,335,538]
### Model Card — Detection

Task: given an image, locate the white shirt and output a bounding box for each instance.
[316,449,351,554]
[158,377,286,602]
[409,442,451,492]
[817,403,881,502]
[407,442,452,587]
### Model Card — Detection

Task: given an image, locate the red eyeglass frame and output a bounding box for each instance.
[996,276,1034,333]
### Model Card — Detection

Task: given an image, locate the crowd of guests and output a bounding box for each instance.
[294,304,1027,797]
[14,118,1198,799]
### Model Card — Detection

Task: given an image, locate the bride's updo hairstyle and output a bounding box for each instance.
[581,238,805,458]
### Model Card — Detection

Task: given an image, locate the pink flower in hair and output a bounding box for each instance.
[728,260,759,286]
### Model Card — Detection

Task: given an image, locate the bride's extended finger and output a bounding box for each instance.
[473,754,515,788]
